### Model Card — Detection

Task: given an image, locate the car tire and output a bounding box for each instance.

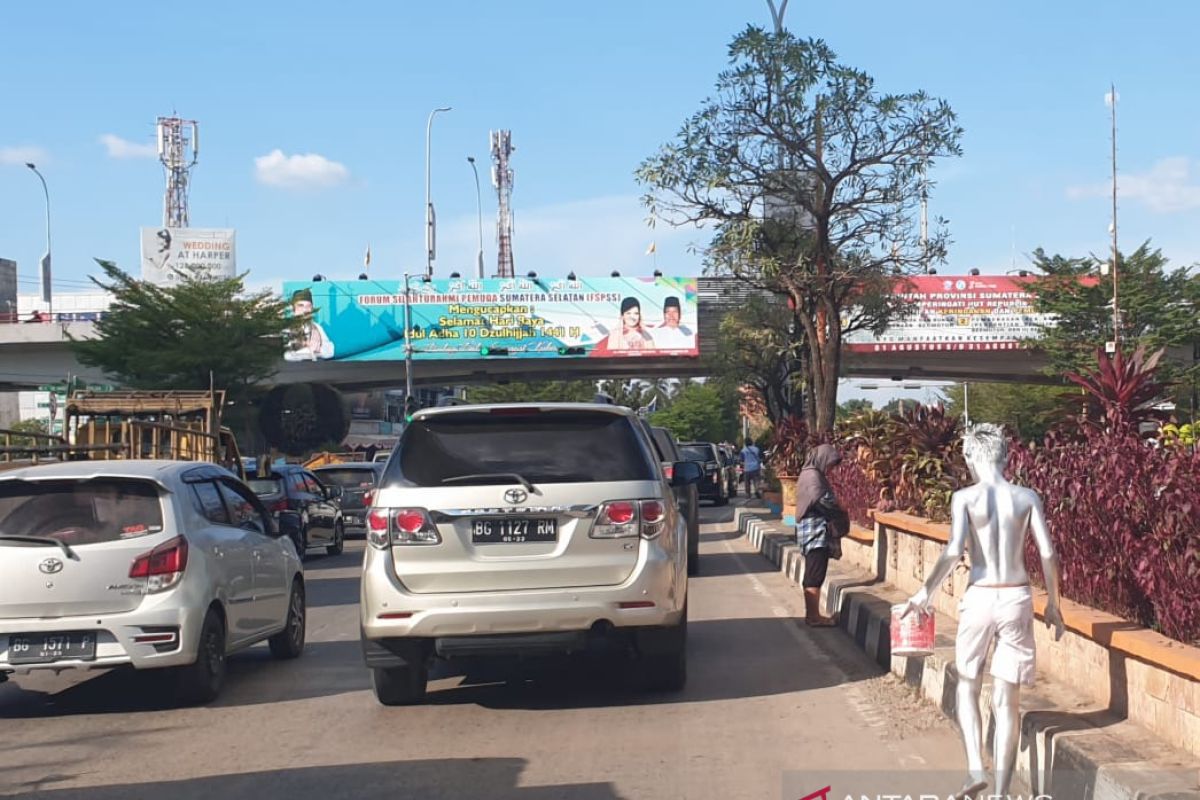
[175,609,226,706]
[326,521,345,556]
[293,525,309,562]
[636,604,687,692]
[371,663,428,706]
[268,579,306,659]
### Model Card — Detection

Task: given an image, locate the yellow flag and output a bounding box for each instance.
[645,241,656,256]
[364,245,371,267]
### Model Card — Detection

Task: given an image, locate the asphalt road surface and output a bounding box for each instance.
[0,504,966,800]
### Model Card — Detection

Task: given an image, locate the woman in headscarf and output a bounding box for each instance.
[795,444,846,627]
[602,297,653,351]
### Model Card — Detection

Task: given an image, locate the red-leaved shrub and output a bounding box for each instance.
[1009,429,1200,643]
[828,457,876,530]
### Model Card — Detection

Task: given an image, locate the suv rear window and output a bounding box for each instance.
[0,479,165,544]
[247,478,283,496]
[680,445,714,463]
[386,409,657,487]
[316,468,379,488]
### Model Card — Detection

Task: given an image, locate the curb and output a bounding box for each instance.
[735,513,1200,800]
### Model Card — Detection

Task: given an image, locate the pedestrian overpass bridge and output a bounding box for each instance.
[0,275,1065,393]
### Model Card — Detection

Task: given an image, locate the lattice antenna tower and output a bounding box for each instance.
[490,130,515,278]
[157,116,199,228]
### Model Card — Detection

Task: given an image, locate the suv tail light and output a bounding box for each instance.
[362,489,374,507]
[268,498,288,514]
[592,500,667,540]
[367,507,441,548]
[129,536,188,593]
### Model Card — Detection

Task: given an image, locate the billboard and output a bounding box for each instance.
[280,276,699,362]
[843,275,1055,353]
[140,227,236,285]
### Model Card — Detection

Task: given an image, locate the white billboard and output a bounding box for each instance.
[140,227,236,285]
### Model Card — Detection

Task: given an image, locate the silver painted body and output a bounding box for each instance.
[0,460,303,677]
[906,434,1064,797]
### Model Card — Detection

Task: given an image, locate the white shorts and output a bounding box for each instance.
[955,585,1036,687]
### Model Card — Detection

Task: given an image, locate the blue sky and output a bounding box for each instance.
[3,0,1199,302]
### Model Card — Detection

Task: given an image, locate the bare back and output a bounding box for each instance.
[950,479,1049,587]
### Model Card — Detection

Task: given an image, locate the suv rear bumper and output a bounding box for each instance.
[360,538,685,647]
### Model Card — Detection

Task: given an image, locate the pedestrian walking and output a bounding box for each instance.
[739,440,763,498]
[794,444,849,627]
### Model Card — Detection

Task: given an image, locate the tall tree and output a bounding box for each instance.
[941,382,1064,441]
[638,27,963,433]
[1027,242,1200,390]
[71,260,299,402]
[650,382,739,443]
[711,296,804,424]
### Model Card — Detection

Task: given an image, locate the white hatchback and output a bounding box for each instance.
[0,460,306,704]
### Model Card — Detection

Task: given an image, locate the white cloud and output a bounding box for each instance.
[100,133,156,159]
[254,149,349,189]
[1066,157,1200,213]
[0,145,49,166]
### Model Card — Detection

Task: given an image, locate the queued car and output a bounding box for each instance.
[647,425,701,576]
[718,445,740,498]
[0,460,306,704]
[678,442,730,506]
[313,462,384,535]
[360,402,703,705]
[247,464,346,559]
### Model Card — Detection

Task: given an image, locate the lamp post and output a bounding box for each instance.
[25,163,52,316]
[467,156,484,280]
[403,273,414,404]
[424,106,452,279]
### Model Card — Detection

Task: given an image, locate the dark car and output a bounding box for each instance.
[313,462,384,534]
[247,464,345,559]
[718,445,740,498]
[678,442,729,506]
[647,425,701,576]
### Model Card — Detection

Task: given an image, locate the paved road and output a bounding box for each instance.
[0,505,965,800]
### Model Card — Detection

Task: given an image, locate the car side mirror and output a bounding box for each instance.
[670,461,703,486]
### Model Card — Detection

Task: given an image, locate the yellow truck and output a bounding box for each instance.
[0,389,245,479]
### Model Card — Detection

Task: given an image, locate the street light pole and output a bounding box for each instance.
[403,273,414,403]
[25,163,52,316]
[425,106,452,280]
[467,156,484,280]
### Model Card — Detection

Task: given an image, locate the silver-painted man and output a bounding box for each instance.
[903,423,1065,798]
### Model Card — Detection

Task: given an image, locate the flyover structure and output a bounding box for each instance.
[0,275,1111,393]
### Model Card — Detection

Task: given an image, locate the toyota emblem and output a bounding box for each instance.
[504,488,528,505]
[38,558,64,575]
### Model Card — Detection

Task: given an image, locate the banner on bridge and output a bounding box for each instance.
[280,276,699,362]
[844,275,1055,353]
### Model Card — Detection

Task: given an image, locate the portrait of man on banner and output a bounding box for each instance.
[284,288,335,361]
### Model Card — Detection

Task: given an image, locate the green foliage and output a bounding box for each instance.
[1160,422,1197,448]
[1027,242,1200,385]
[465,381,596,404]
[711,296,804,424]
[259,383,350,456]
[650,382,737,443]
[941,382,1063,441]
[836,398,873,421]
[637,25,963,432]
[70,260,299,402]
[5,418,52,447]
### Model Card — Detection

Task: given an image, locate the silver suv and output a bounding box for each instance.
[359,403,702,705]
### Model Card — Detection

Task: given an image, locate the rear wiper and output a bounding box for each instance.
[0,535,79,561]
[441,473,538,493]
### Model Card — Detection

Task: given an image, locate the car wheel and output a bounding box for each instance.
[635,603,687,692]
[371,663,428,706]
[175,608,226,705]
[269,579,306,659]
[326,521,345,556]
[292,524,309,562]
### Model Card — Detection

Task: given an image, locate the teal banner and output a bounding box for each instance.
[281,276,699,362]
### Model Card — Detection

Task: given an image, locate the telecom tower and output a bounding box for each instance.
[490,130,515,278]
[157,116,199,228]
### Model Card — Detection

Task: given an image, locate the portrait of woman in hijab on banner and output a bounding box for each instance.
[593,296,654,353]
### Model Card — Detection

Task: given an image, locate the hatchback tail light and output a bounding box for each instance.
[268,498,287,514]
[592,500,667,540]
[367,507,441,549]
[663,464,675,481]
[129,536,188,593]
